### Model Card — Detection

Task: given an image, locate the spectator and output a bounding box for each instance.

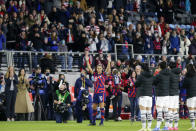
[4,66,18,121]
[48,31,60,52]
[48,6,59,23]
[144,31,153,54]
[170,30,180,54]
[106,31,115,53]
[97,33,109,52]
[29,25,44,51]
[40,54,55,74]
[15,69,34,121]
[161,34,170,55]
[133,32,144,53]
[189,33,196,55]
[87,30,99,52]
[58,40,68,70]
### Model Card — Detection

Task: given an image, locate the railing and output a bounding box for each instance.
[0,51,116,73]
[114,44,134,61]
[133,53,192,69]
[0,44,193,73]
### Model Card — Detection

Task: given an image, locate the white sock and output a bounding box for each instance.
[189,110,195,128]
[141,110,146,129]
[146,110,152,129]
[173,111,179,128]
[156,107,163,128]
[169,111,173,128]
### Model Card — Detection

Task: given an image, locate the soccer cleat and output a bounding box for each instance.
[162,127,169,130]
[11,118,15,121]
[7,118,10,122]
[152,127,160,131]
[168,127,174,130]
[118,116,122,121]
[99,123,104,126]
[173,127,178,130]
[88,123,96,126]
[138,128,147,131]
[110,95,115,100]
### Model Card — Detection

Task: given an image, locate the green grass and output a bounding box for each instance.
[0,120,192,131]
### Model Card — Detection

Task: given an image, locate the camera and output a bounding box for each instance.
[114,75,120,85]
[54,103,69,114]
[32,75,44,87]
[81,89,89,106]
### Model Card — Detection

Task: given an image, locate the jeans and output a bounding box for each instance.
[68,54,73,70]
[59,55,66,70]
[112,94,123,119]
[6,91,17,118]
[129,97,141,120]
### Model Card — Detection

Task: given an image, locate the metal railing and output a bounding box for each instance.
[0,50,116,72]
[0,44,193,73]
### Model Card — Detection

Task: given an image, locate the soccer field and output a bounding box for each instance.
[0,120,192,131]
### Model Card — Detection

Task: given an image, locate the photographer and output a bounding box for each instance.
[29,67,47,120]
[54,80,71,123]
[4,66,18,121]
[74,69,93,123]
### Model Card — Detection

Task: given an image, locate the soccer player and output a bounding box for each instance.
[85,54,111,126]
[168,62,181,130]
[153,61,170,131]
[183,64,196,130]
[135,63,154,131]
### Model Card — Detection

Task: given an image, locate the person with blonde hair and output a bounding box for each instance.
[4,66,18,121]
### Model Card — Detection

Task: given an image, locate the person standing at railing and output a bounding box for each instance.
[4,66,18,121]
[66,20,77,70]
[80,47,94,72]
[58,40,68,71]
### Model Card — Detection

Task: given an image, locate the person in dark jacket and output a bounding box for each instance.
[135,63,154,131]
[183,64,196,130]
[4,66,18,121]
[188,33,196,55]
[40,54,55,74]
[153,61,170,131]
[168,62,181,130]
[133,32,144,53]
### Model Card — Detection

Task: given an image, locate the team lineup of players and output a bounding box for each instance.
[76,54,196,131]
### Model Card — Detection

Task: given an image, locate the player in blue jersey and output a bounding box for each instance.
[85,54,111,126]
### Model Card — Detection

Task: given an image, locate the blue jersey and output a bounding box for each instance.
[93,72,106,94]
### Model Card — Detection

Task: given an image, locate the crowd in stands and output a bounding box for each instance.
[0,0,195,55]
[0,0,196,126]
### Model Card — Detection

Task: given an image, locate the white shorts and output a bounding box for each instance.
[139,96,152,108]
[156,96,169,108]
[187,97,196,108]
[168,96,179,109]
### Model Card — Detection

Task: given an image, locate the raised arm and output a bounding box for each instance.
[105,54,111,74]
[85,55,94,75]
